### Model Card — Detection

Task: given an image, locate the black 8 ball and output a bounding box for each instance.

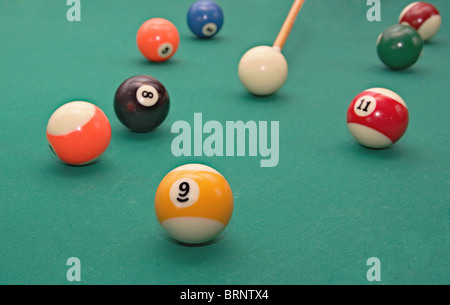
[114,75,170,132]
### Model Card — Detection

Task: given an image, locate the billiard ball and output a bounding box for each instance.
[187,0,224,39]
[399,2,441,42]
[46,101,111,165]
[238,46,288,96]
[376,24,423,70]
[347,88,409,149]
[136,18,180,62]
[154,164,233,244]
[114,75,170,133]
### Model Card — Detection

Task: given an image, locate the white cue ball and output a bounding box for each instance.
[238,45,288,96]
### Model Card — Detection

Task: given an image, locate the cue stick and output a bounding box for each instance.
[273,0,305,51]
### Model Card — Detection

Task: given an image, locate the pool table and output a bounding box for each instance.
[0,0,448,286]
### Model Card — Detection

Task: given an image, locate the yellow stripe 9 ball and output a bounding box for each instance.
[154,164,234,244]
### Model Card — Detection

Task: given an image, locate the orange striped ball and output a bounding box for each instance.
[46,101,111,165]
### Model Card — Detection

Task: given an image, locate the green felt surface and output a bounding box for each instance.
[0,0,449,285]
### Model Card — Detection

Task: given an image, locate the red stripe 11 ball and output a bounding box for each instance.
[347,88,409,149]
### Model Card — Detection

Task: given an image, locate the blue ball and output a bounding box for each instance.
[187,0,224,39]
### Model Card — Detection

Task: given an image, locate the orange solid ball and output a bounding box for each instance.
[136,18,180,62]
[154,164,234,244]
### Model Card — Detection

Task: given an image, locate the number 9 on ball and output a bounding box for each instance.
[154,164,234,244]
